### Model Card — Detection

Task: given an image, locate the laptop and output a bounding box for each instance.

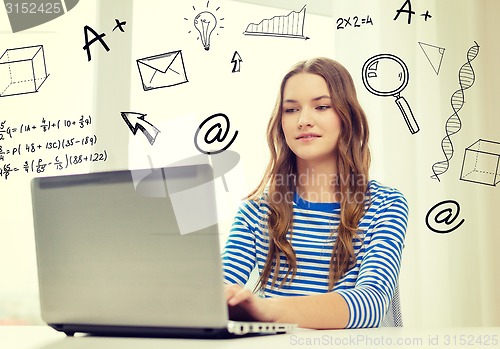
[31,163,296,338]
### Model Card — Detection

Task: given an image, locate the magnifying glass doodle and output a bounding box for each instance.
[362,54,420,134]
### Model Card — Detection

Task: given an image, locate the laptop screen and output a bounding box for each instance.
[31,164,229,329]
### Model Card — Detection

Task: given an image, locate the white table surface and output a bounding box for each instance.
[2,325,499,349]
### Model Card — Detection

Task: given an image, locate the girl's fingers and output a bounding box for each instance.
[228,288,252,306]
[224,284,241,301]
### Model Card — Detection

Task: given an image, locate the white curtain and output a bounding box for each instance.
[332,0,499,327]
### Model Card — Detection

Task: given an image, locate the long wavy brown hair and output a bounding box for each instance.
[249,57,371,291]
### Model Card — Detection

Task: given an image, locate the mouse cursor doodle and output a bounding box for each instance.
[121,112,160,145]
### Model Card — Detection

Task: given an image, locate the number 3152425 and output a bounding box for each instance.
[5,2,62,14]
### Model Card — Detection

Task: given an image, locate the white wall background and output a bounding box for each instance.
[329,0,500,328]
[0,0,498,328]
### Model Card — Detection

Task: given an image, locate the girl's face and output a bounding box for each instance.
[281,72,341,167]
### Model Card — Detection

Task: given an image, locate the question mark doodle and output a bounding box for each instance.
[194,113,238,155]
[425,200,465,234]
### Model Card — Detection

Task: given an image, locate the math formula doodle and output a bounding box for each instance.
[336,15,374,30]
[0,115,109,180]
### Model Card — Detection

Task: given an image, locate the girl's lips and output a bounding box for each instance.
[296,133,321,140]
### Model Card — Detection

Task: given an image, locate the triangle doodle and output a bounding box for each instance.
[419,42,445,75]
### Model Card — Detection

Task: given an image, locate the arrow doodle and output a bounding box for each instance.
[431,41,480,181]
[231,51,242,73]
[121,112,160,145]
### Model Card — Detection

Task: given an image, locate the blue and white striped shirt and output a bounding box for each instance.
[222,180,409,328]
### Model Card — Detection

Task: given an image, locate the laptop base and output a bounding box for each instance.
[49,322,290,339]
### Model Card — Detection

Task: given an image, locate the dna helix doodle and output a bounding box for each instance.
[431,41,480,181]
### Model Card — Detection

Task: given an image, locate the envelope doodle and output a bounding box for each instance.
[0,45,49,97]
[136,50,188,91]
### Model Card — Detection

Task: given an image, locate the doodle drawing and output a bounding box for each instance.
[418,42,445,75]
[361,53,419,134]
[136,50,188,91]
[431,41,480,181]
[194,113,238,155]
[121,112,160,145]
[243,5,309,40]
[185,1,224,51]
[425,199,465,234]
[0,45,49,97]
[231,51,242,73]
[393,0,432,24]
[460,139,500,187]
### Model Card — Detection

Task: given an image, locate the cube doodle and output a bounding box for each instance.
[0,45,49,97]
[460,139,500,187]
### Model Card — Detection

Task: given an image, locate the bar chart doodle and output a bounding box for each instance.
[431,41,480,182]
[243,5,309,40]
[418,42,445,75]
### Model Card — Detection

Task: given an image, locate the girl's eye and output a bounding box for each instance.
[316,105,331,111]
[284,108,299,113]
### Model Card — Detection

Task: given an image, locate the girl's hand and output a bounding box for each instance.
[224,284,277,322]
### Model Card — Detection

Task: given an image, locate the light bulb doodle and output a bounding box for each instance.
[194,11,216,51]
[362,53,419,134]
[425,200,465,234]
[431,41,480,182]
[185,1,224,51]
